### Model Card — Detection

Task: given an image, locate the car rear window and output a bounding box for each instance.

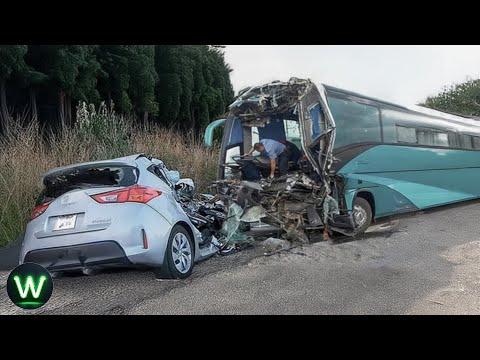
[36,165,138,206]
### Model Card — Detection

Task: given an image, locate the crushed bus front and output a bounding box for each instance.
[207,78,358,242]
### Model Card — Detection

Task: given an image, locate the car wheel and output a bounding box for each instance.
[157,225,194,280]
[353,197,372,234]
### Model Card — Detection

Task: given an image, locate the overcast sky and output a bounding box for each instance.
[224,45,480,107]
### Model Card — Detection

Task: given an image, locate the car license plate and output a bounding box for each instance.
[53,214,77,231]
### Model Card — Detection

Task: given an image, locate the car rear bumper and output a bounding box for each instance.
[23,240,132,271]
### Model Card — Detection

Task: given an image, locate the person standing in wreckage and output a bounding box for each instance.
[244,139,301,179]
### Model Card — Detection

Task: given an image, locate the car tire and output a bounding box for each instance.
[156,225,194,280]
[353,197,372,234]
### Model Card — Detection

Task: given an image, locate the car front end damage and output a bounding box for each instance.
[209,78,358,243]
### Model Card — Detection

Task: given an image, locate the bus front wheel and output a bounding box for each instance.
[353,197,372,234]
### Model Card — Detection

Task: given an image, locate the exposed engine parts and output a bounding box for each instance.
[210,173,356,243]
[205,78,358,244]
[180,78,358,246]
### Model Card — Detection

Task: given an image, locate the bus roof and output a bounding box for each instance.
[322,84,480,132]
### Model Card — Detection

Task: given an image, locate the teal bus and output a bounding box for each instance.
[205,79,480,233]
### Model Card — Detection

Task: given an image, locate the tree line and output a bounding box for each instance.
[0,45,235,132]
[423,78,480,118]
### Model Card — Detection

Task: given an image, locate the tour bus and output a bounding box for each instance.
[205,80,480,232]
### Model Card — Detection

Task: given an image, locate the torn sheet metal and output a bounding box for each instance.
[211,172,355,244]
[208,78,357,243]
[322,195,340,224]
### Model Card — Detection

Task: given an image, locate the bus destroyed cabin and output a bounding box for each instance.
[209,78,358,244]
[204,76,480,248]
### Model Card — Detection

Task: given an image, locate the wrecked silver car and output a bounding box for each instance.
[20,155,233,279]
[208,78,358,243]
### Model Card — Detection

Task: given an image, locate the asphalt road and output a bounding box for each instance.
[1,201,480,315]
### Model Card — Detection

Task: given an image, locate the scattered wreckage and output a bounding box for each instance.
[210,175,356,245]
[207,78,359,245]
[186,79,359,249]
[19,78,361,281]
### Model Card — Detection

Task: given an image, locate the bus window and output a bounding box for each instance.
[251,126,259,144]
[309,103,322,141]
[284,120,301,149]
[255,119,301,150]
[473,136,480,149]
[461,134,473,149]
[417,130,449,147]
[396,126,417,144]
[224,145,241,179]
[225,146,240,164]
[257,118,285,143]
[249,127,259,155]
[448,133,459,148]
[328,96,381,148]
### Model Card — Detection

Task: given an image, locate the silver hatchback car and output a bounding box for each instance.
[19,154,221,279]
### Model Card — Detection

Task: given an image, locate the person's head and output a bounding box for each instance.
[254,143,265,152]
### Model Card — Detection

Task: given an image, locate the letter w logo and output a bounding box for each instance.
[13,276,47,299]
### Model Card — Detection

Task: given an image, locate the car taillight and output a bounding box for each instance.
[31,201,52,220]
[91,185,162,204]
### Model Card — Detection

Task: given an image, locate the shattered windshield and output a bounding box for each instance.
[223,78,335,179]
[37,165,139,205]
[44,165,138,188]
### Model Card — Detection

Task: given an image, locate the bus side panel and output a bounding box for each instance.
[339,145,480,173]
[344,181,418,218]
[338,145,480,216]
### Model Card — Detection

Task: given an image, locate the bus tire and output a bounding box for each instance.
[353,197,372,234]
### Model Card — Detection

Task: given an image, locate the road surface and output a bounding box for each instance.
[1,201,480,315]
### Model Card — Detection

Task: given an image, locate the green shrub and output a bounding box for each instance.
[75,102,133,159]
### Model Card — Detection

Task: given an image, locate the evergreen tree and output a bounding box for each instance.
[423,78,480,117]
[0,45,28,123]
[0,45,234,132]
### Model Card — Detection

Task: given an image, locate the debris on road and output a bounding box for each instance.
[210,172,357,246]
[262,238,293,253]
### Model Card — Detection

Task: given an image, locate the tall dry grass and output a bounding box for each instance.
[132,127,219,192]
[0,105,219,247]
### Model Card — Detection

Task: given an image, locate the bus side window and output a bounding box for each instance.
[252,127,259,144]
[226,146,240,164]
[328,97,381,148]
[284,120,301,149]
[448,133,459,148]
[473,136,480,149]
[416,130,449,147]
[396,126,417,143]
[461,134,473,149]
[309,103,322,141]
